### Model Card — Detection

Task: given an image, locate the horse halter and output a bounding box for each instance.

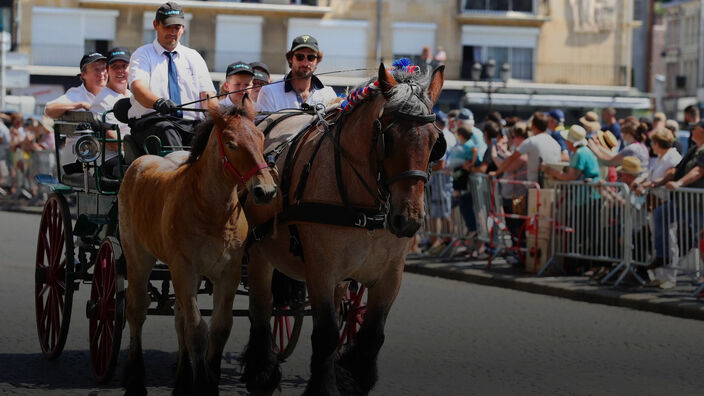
[373,82,443,188]
[216,129,268,185]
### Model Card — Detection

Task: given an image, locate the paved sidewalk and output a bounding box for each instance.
[405,255,704,321]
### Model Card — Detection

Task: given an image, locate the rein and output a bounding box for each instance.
[216,128,268,184]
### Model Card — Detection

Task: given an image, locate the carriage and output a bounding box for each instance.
[33,108,367,384]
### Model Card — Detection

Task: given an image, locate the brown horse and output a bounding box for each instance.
[242,64,445,395]
[119,99,277,395]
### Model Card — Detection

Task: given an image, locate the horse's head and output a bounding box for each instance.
[209,95,277,204]
[376,63,445,237]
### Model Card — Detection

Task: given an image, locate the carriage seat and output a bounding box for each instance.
[61,172,121,192]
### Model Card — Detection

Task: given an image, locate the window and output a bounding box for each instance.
[392,22,437,65]
[461,45,533,80]
[215,15,263,72]
[143,12,192,46]
[32,7,118,66]
[461,25,538,81]
[464,0,533,13]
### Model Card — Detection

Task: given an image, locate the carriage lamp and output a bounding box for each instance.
[74,135,101,163]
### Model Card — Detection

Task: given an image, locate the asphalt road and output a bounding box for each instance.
[2,210,704,395]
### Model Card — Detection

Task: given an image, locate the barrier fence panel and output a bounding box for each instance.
[649,187,704,295]
[490,178,543,273]
[547,181,641,285]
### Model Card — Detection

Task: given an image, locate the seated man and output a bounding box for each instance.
[90,47,132,176]
[45,52,107,168]
[249,61,270,103]
[219,61,254,107]
[127,1,217,153]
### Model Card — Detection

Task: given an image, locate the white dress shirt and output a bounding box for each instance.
[128,39,215,120]
[255,73,337,114]
[91,86,132,162]
[45,84,96,165]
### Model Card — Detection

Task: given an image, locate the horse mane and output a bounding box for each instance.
[346,70,433,117]
[186,105,250,165]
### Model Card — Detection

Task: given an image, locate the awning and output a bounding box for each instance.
[464,92,651,110]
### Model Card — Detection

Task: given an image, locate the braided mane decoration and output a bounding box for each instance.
[339,58,424,113]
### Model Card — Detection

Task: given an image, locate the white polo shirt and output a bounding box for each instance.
[128,39,215,120]
[255,73,337,113]
[91,86,132,162]
[45,83,96,165]
[220,95,233,107]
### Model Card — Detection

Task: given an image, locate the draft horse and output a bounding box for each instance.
[119,98,277,395]
[242,63,445,395]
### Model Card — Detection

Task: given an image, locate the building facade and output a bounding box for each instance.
[9,0,649,118]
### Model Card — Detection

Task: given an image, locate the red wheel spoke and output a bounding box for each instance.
[285,315,292,340]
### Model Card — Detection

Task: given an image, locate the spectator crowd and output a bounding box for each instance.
[418,102,704,289]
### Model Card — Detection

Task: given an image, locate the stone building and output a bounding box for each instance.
[7,0,650,118]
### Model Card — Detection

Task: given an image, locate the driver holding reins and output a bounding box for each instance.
[255,34,337,113]
[127,1,218,151]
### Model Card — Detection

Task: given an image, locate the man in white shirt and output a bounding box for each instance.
[255,34,337,113]
[219,61,254,108]
[128,1,218,152]
[491,112,562,184]
[91,47,132,176]
[45,52,107,168]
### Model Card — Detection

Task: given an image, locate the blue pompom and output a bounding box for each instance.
[392,58,412,69]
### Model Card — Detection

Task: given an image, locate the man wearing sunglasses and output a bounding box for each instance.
[255,34,336,113]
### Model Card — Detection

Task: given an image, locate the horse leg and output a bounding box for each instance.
[173,300,193,395]
[338,266,403,395]
[206,268,238,382]
[241,249,281,394]
[170,264,216,395]
[304,275,344,396]
[122,242,156,396]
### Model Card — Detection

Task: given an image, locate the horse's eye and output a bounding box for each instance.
[226,142,236,150]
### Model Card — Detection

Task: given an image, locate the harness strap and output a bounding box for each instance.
[251,202,386,242]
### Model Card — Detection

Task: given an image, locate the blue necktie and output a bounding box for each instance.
[164,51,182,118]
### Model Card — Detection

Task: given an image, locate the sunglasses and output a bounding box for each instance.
[294,53,318,62]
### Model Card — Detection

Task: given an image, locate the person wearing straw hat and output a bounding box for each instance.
[588,121,649,171]
[579,111,602,139]
[540,124,600,183]
[601,107,622,148]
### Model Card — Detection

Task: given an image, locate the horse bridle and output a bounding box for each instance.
[216,129,269,185]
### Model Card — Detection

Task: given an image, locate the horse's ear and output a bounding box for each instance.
[241,93,256,121]
[208,104,226,131]
[427,65,445,105]
[378,62,397,95]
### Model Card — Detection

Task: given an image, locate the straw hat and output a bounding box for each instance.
[604,131,618,148]
[560,124,587,146]
[579,111,602,133]
[616,156,644,175]
[596,130,607,147]
[39,115,54,133]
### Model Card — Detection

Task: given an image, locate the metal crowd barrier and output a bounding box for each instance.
[649,187,704,295]
[489,178,543,273]
[544,181,640,285]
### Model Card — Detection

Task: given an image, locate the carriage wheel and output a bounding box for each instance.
[338,281,367,353]
[35,193,75,360]
[88,237,125,384]
[271,305,305,361]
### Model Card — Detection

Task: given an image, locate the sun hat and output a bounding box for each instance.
[616,156,644,175]
[579,111,602,133]
[560,124,587,146]
[604,130,618,149]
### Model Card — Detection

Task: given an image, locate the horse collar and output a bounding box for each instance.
[216,128,268,185]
